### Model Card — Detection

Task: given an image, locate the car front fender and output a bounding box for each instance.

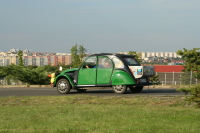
[111,70,136,85]
[54,74,75,88]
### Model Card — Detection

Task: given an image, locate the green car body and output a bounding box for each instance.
[53,53,154,94]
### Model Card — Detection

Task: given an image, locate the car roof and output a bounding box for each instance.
[89,53,113,56]
[89,53,135,58]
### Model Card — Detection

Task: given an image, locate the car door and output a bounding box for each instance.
[77,56,97,85]
[96,56,113,84]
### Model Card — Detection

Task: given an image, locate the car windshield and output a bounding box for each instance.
[123,57,140,65]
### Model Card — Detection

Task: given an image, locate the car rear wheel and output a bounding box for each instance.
[56,79,71,94]
[112,85,127,94]
[129,86,143,93]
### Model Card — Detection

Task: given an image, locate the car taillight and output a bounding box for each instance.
[137,79,140,84]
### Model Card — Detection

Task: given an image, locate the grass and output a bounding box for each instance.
[0,95,199,133]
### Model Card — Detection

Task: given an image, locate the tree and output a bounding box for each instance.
[128,51,141,63]
[149,75,161,87]
[70,44,81,68]
[0,66,8,78]
[176,48,200,79]
[177,48,200,108]
[79,45,87,62]
[70,44,87,68]
[17,50,24,66]
[178,84,200,108]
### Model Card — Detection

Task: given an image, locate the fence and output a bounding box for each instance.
[1,72,199,86]
[156,72,199,85]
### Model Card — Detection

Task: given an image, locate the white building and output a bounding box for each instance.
[140,52,181,59]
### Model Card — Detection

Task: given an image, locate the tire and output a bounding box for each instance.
[56,79,71,94]
[129,86,143,93]
[76,88,87,93]
[112,85,127,94]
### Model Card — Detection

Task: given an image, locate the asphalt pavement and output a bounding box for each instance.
[0,86,184,97]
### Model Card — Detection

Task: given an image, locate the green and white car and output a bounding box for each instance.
[52,53,154,94]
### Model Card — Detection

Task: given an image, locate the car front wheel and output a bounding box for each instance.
[112,85,127,94]
[56,79,71,94]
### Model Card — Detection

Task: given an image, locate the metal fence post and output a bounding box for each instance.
[172,71,174,85]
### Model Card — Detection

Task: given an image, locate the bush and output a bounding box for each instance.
[150,75,161,85]
[180,71,196,85]
[0,65,59,85]
[178,84,200,108]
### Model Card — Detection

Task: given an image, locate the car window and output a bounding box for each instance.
[82,56,97,68]
[124,58,139,65]
[112,57,124,68]
[98,57,113,68]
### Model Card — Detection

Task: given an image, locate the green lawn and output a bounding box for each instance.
[0,95,199,133]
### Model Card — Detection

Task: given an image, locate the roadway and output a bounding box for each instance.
[0,87,184,97]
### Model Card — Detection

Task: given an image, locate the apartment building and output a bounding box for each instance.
[0,49,181,66]
[0,52,18,66]
[0,50,72,66]
[23,55,72,66]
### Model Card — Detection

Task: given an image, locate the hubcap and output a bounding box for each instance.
[114,85,124,92]
[59,82,67,91]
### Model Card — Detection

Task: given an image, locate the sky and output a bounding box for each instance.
[0,0,200,53]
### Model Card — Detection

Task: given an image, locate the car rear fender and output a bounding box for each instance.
[111,70,136,85]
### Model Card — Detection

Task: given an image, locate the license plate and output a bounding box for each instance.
[140,79,146,83]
